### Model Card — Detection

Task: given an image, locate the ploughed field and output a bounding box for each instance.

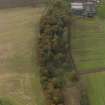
[0,7,44,105]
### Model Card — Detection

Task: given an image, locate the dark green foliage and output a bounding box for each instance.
[38,0,71,72]
[37,0,71,105]
[80,92,90,105]
[97,4,105,18]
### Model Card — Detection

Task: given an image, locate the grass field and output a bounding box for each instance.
[71,17,105,71]
[71,4,105,105]
[82,72,105,105]
[0,7,45,105]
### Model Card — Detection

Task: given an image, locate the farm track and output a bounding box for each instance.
[79,67,105,76]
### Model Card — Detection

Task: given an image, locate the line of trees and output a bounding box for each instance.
[37,0,90,105]
[37,0,71,105]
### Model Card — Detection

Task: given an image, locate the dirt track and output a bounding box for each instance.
[79,67,105,76]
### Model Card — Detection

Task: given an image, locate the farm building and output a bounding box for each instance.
[84,1,97,17]
[71,2,84,15]
[71,0,98,17]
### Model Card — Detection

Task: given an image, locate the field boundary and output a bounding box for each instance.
[79,67,105,76]
[0,0,45,9]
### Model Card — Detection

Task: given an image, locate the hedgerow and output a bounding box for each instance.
[37,0,71,105]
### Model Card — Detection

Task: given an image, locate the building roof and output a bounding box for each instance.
[71,2,84,10]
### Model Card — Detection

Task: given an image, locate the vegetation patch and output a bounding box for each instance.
[97,3,105,18]
[83,72,105,105]
[0,98,14,105]
[37,0,72,105]
[71,17,105,71]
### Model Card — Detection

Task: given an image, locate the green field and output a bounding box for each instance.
[0,7,45,105]
[83,72,105,105]
[71,17,105,71]
[71,4,105,105]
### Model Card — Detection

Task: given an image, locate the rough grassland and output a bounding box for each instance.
[82,72,105,105]
[71,17,105,71]
[0,7,45,105]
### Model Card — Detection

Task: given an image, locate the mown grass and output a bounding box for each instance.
[83,72,105,105]
[71,17,105,104]
[71,17,105,71]
[0,7,45,105]
[71,4,105,105]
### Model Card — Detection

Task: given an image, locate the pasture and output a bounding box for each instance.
[71,17,105,71]
[0,7,45,105]
[83,72,105,105]
[71,5,105,105]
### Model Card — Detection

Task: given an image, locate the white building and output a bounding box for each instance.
[71,2,84,10]
[71,2,84,15]
[71,1,97,17]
